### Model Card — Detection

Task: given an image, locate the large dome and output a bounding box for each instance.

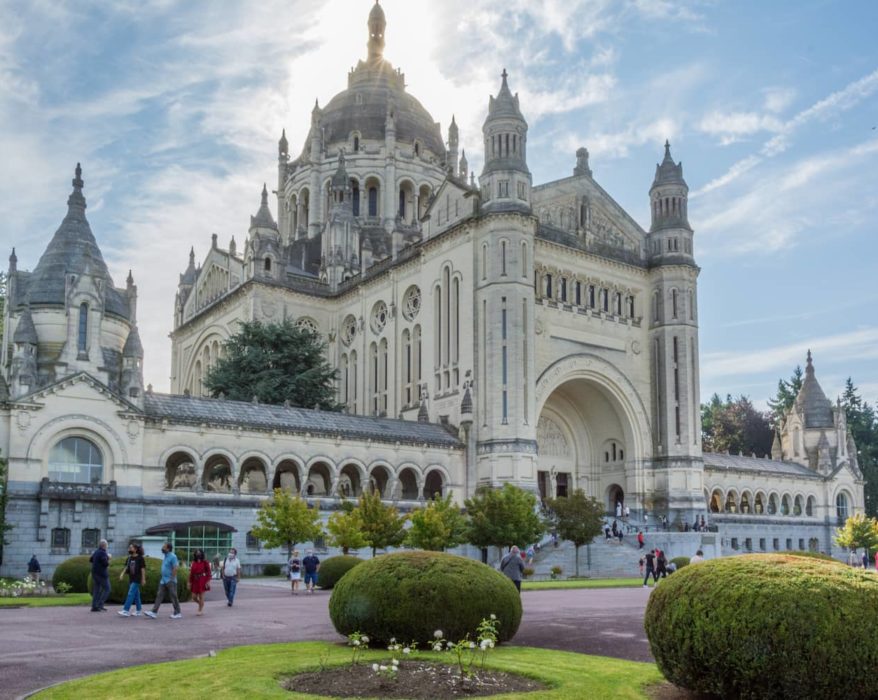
[318,62,445,158]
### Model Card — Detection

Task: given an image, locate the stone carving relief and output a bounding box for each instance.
[538,416,570,458]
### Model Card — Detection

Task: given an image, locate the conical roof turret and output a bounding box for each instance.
[250,184,277,230]
[123,325,144,359]
[28,164,114,306]
[485,69,525,122]
[13,307,38,345]
[651,141,687,189]
[794,351,834,428]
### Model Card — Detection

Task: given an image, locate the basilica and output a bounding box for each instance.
[0,2,864,576]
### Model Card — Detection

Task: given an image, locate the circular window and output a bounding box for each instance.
[402,286,421,321]
[295,317,319,335]
[341,315,357,346]
[371,301,388,334]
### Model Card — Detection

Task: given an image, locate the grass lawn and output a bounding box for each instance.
[522,577,642,590]
[0,593,92,607]
[34,641,664,699]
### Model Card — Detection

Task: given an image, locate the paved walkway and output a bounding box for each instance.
[0,581,652,699]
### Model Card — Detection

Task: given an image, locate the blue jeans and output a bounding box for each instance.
[223,577,237,605]
[123,581,142,612]
[91,575,110,610]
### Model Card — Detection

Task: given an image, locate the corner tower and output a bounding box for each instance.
[646,142,703,523]
[479,70,532,214]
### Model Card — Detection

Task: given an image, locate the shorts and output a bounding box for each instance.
[304,572,318,586]
[289,571,301,581]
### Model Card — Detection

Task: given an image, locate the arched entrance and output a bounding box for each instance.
[535,355,648,513]
[607,484,625,515]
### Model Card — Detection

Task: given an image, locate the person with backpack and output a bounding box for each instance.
[27,554,41,583]
[642,549,657,587]
[288,550,302,595]
[117,543,146,617]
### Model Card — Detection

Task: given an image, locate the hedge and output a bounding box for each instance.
[644,554,878,699]
[670,556,689,569]
[329,551,521,645]
[52,556,93,593]
[316,556,362,589]
[262,563,282,577]
[87,557,192,604]
[787,550,835,562]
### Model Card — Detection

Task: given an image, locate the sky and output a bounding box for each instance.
[1,0,876,408]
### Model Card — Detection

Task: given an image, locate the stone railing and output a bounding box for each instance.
[39,478,117,501]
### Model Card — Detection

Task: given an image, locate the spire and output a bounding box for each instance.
[367,0,386,62]
[13,307,38,345]
[331,149,349,190]
[9,247,16,273]
[126,269,134,288]
[122,325,144,359]
[250,184,278,230]
[68,162,86,213]
[459,149,468,179]
[486,68,524,120]
[771,431,782,460]
[794,350,834,428]
[651,140,687,188]
[449,115,459,143]
[278,128,288,158]
[418,398,429,422]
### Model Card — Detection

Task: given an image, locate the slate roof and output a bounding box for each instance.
[143,393,463,448]
[651,141,687,189]
[795,351,834,428]
[703,452,820,479]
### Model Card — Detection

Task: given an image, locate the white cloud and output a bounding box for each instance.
[763,86,796,113]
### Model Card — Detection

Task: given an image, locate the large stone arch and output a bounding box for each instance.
[534,353,652,509]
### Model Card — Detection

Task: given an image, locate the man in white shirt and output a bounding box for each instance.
[221,548,242,607]
[690,549,705,564]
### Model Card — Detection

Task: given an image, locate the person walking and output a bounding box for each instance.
[221,548,242,606]
[89,539,111,612]
[637,530,645,549]
[27,554,41,583]
[118,544,146,617]
[656,549,668,579]
[302,549,320,594]
[288,550,302,595]
[189,549,211,615]
[642,549,657,587]
[525,545,535,565]
[500,546,525,592]
[863,551,870,569]
[144,542,182,620]
[848,550,860,567]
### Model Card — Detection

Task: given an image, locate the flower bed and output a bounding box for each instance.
[0,578,64,598]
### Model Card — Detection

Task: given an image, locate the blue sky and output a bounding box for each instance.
[1,0,876,407]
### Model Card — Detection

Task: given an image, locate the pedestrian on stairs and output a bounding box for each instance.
[637,530,645,549]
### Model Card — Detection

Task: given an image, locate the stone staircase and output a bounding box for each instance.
[530,536,644,579]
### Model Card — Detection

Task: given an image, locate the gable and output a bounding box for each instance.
[423,177,476,239]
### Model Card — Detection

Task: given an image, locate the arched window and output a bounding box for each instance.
[500,240,507,276]
[836,493,849,520]
[368,187,378,217]
[671,289,678,319]
[78,303,88,353]
[399,188,406,218]
[264,257,272,272]
[49,436,103,484]
[653,291,660,321]
[352,181,360,216]
[806,496,815,517]
[521,241,527,277]
[481,243,488,280]
[353,135,360,152]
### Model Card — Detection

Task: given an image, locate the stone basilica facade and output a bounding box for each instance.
[0,2,864,576]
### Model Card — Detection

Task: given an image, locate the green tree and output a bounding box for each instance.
[355,490,408,557]
[326,508,368,555]
[204,318,339,409]
[0,458,12,566]
[465,484,545,560]
[701,393,773,456]
[546,489,604,577]
[406,494,469,551]
[841,378,878,516]
[250,489,323,560]
[768,365,804,428]
[835,513,878,554]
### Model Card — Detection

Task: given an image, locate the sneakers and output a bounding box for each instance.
[144,611,157,619]
[643,584,648,588]
[170,613,183,620]
[117,610,130,617]
[132,611,142,617]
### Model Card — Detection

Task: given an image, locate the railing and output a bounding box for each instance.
[39,478,117,501]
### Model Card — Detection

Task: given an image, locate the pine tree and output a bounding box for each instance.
[841,378,878,516]
[204,318,340,409]
[768,365,804,428]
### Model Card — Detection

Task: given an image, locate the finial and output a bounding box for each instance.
[261,182,268,200]
[73,162,83,188]
[126,269,134,286]
[9,247,17,264]
[189,246,195,262]
[806,349,813,365]
[501,68,508,81]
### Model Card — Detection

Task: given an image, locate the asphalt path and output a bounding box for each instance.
[0,581,652,699]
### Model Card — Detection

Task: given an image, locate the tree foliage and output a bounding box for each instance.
[465,484,545,558]
[701,393,773,456]
[355,490,408,557]
[326,508,368,555]
[768,365,804,429]
[841,378,878,517]
[204,318,339,409]
[250,489,324,560]
[406,494,469,551]
[546,489,604,576]
[0,458,12,566]
[835,513,878,554]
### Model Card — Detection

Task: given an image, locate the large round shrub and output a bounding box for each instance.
[329,551,521,644]
[52,556,93,593]
[645,554,878,699]
[670,556,689,569]
[317,556,363,589]
[87,557,191,604]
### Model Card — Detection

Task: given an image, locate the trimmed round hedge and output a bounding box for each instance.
[87,557,191,604]
[52,556,93,593]
[329,551,521,644]
[670,556,689,569]
[317,556,363,589]
[645,554,878,699]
